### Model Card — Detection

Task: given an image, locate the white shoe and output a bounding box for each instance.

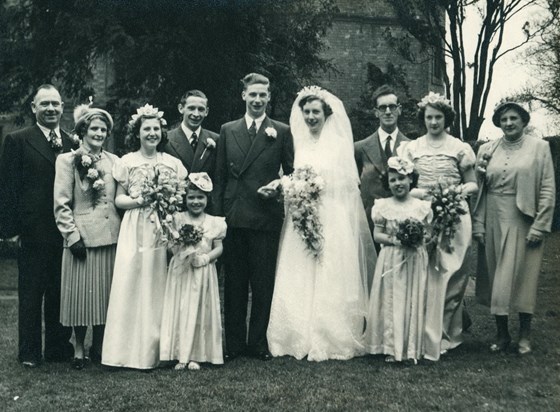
[187,361,201,370]
[174,363,186,370]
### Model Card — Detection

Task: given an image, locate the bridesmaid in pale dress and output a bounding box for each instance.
[54,107,121,369]
[473,102,555,355]
[398,92,478,360]
[102,105,187,369]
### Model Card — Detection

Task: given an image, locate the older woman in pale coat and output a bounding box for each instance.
[473,101,555,355]
[54,107,121,369]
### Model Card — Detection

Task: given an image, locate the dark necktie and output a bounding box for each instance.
[384,135,392,158]
[49,129,61,152]
[190,132,198,151]
[248,120,257,142]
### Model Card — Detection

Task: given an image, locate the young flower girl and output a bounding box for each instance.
[160,173,226,370]
[365,157,435,363]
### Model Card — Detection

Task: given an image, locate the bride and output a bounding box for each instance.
[266,86,376,361]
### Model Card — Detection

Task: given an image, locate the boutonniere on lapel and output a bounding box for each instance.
[200,137,216,159]
[265,127,277,140]
[73,150,106,206]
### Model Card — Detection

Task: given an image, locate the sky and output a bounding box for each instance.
[453,2,557,139]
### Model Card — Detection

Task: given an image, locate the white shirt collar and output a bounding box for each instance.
[181,123,202,143]
[244,113,266,131]
[37,123,61,140]
[378,127,399,147]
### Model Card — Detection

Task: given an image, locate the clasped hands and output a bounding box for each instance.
[257,179,281,199]
[473,227,543,247]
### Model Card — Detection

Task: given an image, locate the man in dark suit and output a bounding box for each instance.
[0,84,74,368]
[214,73,294,361]
[354,85,410,238]
[164,89,219,180]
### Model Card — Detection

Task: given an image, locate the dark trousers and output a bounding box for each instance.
[224,228,280,353]
[18,241,73,362]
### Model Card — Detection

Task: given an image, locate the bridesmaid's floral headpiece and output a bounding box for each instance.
[129,104,167,127]
[418,92,451,109]
[188,172,213,193]
[387,156,414,175]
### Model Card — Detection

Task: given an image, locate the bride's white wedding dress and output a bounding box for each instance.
[267,88,376,361]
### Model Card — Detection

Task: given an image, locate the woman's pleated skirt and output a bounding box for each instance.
[60,244,117,326]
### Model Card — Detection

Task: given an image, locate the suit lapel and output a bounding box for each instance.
[169,128,194,168]
[363,132,385,175]
[240,117,272,174]
[394,132,407,151]
[231,119,251,157]
[194,129,214,169]
[27,126,56,165]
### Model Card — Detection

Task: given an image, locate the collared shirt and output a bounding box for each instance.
[37,123,61,141]
[244,113,266,132]
[378,127,399,153]
[181,123,202,147]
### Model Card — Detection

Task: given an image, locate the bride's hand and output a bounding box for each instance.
[257,179,281,199]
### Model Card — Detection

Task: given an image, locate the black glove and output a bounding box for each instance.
[69,239,87,260]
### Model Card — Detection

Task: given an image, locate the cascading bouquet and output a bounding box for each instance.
[73,151,106,207]
[428,180,468,253]
[139,167,187,244]
[395,218,426,248]
[281,165,325,258]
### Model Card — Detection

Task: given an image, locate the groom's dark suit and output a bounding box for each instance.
[0,125,74,363]
[354,130,409,233]
[215,116,294,355]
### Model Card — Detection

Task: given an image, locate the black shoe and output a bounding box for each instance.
[71,357,86,370]
[224,351,242,361]
[253,350,273,361]
[21,360,40,369]
[89,350,102,364]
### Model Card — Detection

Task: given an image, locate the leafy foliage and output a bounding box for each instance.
[0,0,337,145]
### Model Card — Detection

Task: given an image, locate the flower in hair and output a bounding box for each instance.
[387,156,414,175]
[129,104,167,126]
[418,92,451,109]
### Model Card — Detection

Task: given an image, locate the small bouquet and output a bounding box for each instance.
[175,223,204,246]
[476,152,492,180]
[73,151,106,207]
[281,165,325,258]
[429,181,468,253]
[140,167,187,243]
[395,218,425,248]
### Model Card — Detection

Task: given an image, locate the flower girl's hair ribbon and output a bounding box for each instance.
[387,156,414,175]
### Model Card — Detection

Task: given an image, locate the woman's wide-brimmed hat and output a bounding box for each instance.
[492,101,530,127]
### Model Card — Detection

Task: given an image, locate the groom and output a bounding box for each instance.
[214,73,294,360]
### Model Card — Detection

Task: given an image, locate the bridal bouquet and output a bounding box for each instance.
[281,165,325,258]
[140,167,187,243]
[395,218,425,248]
[429,181,467,253]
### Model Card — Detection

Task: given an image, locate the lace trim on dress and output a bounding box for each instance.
[372,198,432,222]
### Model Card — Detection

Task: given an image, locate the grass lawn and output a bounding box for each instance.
[0,235,559,411]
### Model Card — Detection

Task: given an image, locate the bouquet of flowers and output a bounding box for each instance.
[140,167,187,243]
[395,218,425,248]
[281,165,325,258]
[429,181,468,253]
[73,151,106,207]
[175,223,204,246]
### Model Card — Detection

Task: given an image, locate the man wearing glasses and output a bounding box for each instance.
[354,84,410,242]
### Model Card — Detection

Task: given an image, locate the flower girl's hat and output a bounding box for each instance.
[387,156,414,175]
[188,172,213,193]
